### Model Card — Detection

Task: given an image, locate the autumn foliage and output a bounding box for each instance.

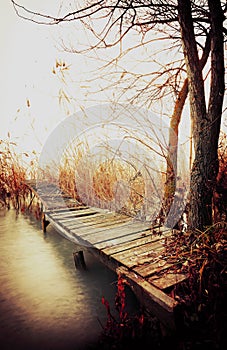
[99,276,158,348]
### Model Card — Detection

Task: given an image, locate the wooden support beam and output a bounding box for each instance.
[117,266,178,331]
[42,213,50,233]
[73,251,87,270]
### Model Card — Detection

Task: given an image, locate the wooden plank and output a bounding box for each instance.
[50,213,131,234]
[98,226,171,250]
[25,181,80,210]
[41,193,63,198]
[26,181,82,211]
[46,204,74,210]
[59,211,129,225]
[45,213,124,250]
[48,217,151,250]
[68,219,133,234]
[60,212,110,224]
[53,210,100,222]
[95,230,154,250]
[76,225,152,250]
[75,223,167,248]
[102,230,171,255]
[51,207,101,219]
[79,220,151,239]
[46,206,89,214]
[45,213,92,247]
[58,218,145,238]
[63,214,132,230]
[134,260,173,278]
[112,239,166,261]
[117,266,178,331]
[46,204,78,210]
[112,244,165,269]
[44,197,70,205]
[149,272,188,290]
[42,198,80,210]
[80,212,129,224]
[49,209,99,219]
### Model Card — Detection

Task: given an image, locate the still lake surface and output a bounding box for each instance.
[0,208,139,350]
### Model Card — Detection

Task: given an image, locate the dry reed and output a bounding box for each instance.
[0,139,29,210]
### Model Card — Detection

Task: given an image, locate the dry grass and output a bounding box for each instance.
[59,142,146,217]
[213,131,227,222]
[92,159,145,215]
[2,130,224,226]
[0,139,29,210]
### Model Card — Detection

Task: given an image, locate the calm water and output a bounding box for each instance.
[0,208,139,350]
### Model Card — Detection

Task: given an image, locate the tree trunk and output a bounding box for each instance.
[164,31,211,226]
[177,0,225,230]
[163,78,188,223]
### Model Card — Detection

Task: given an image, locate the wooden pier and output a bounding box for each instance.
[25,180,187,331]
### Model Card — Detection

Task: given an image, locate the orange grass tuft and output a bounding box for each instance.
[0,139,29,210]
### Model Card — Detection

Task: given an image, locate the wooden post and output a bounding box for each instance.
[42,213,50,233]
[73,251,87,270]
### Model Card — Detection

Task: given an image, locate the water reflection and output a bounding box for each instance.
[0,209,139,349]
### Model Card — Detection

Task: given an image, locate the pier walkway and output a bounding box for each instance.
[25,180,187,331]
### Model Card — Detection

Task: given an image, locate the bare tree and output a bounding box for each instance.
[178,0,225,229]
[11,0,226,230]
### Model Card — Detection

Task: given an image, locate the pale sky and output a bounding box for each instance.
[0,0,164,156]
[0,0,104,154]
[1,1,59,149]
[1,0,226,161]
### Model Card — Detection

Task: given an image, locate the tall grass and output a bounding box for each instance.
[213,131,227,222]
[58,136,163,219]
[1,128,225,226]
[0,139,30,210]
[59,149,146,216]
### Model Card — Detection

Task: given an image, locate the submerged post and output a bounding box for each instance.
[42,213,50,233]
[73,251,87,270]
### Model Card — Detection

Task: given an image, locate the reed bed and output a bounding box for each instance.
[59,148,146,217]
[0,139,30,210]
[1,128,225,226]
[57,135,165,220]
